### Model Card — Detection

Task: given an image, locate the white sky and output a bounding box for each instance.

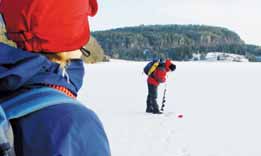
[89,0,261,45]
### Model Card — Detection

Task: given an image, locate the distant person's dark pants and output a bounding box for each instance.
[146,83,159,112]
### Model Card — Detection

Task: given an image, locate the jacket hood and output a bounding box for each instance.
[165,59,172,72]
[0,43,84,95]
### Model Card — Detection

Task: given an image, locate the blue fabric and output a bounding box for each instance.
[0,43,84,96]
[4,88,110,156]
[1,88,81,148]
[0,43,111,156]
[1,88,81,120]
[12,104,110,156]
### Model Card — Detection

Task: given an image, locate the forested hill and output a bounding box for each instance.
[92,25,261,61]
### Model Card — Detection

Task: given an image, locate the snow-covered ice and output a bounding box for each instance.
[78,60,261,156]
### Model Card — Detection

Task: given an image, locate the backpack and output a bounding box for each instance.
[143,59,160,76]
[0,87,81,156]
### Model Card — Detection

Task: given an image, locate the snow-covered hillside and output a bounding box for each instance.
[192,52,249,62]
[206,52,249,62]
[78,60,261,156]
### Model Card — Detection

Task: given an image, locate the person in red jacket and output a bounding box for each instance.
[146,59,176,114]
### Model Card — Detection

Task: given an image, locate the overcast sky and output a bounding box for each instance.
[89,0,261,45]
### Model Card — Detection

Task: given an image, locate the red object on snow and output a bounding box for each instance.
[177,114,183,118]
[0,0,98,52]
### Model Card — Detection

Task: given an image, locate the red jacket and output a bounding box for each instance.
[147,59,172,86]
[147,67,166,86]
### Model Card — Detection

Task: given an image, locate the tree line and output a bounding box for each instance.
[92,24,261,61]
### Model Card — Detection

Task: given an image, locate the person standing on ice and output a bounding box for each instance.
[0,0,110,155]
[146,59,176,114]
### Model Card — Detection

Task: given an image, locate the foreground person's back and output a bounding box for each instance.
[0,0,111,155]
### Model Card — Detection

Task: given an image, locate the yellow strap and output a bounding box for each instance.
[148,62,160,75]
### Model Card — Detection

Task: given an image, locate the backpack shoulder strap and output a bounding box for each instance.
[148,60,160,76]
[1,87,80,120]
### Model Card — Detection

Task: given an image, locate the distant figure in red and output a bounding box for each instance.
[146,59,176,114]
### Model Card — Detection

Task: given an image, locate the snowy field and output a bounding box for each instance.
[78,60,261,156]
